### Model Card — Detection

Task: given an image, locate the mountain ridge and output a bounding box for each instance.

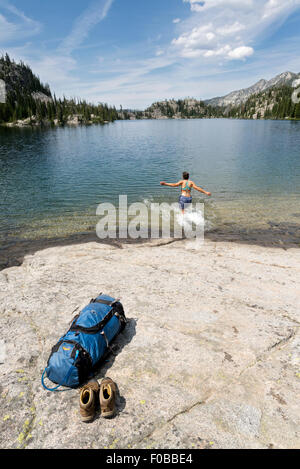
[1,54,300,124]
[205,71,300,107]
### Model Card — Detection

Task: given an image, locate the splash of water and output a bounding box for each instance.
[175,206,206,231]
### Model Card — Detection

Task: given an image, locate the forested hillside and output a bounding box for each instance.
[130,85,300,121]
[226,85,300,120]
[0,54,118,125]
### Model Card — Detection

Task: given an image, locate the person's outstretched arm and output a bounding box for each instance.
[191,182,211,196]
[160,181,182,187]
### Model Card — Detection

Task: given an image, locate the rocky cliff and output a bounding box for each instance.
[0,79,6,104]
[128,72,300,121]
[205,72,300,107]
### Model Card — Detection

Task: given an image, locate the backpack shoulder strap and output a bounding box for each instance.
[90,298,120,306]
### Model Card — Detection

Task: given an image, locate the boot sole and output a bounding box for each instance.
[101,410,115,418]
[80,413,95,422]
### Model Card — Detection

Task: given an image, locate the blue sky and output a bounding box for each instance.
[1,0,300,109]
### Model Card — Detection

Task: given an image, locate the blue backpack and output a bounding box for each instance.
[41,294,126,390]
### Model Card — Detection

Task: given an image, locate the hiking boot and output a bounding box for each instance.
[99,377,117,418]
[79,380,100,422]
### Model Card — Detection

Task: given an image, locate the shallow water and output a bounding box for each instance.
[0,119,300,248]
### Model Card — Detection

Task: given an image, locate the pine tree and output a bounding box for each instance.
[295,102,300,119]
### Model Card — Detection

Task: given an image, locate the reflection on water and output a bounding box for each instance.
[0,119,300,247]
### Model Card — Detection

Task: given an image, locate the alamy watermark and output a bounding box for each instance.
[292,79,300,104]
[96,195,205,245]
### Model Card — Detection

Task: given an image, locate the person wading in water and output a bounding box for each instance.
[160,172,211,214]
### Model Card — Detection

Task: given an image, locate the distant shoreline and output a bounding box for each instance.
[1,116,300,128]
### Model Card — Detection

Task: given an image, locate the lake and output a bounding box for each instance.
[0,118,300,256]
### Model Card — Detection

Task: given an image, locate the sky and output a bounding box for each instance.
[1,0,300,109]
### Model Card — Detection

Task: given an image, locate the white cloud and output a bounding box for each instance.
[216,22,246,36]
[0,13,18,42]
[0,1,41,43]
[2,0,300,109]
[0,1,115,100]
[25,1,115,96]
[184,0,255,11]
[173,18,181,24]
[30,55,78,87]
[174,0,300,61]
[59,0,114,54]
[228,46,254,60]
[262,0,300,19]
[172,23,216,51]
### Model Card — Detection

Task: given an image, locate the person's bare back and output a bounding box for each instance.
[160,171,211,213]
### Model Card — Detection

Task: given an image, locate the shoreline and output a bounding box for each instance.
[0,119,114,129]
[1,225,299,271]
[1,116,300,128]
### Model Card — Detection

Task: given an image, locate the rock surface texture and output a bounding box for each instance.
[0,79,6,104]
[0,239,299,449]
